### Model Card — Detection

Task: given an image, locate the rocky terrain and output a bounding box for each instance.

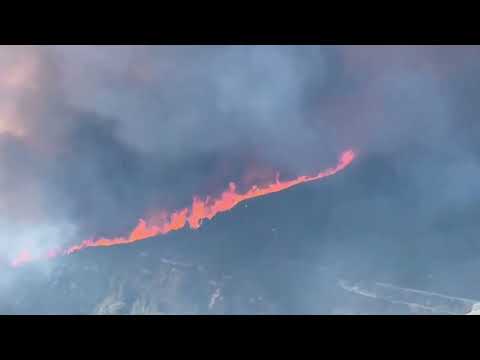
[3,246,476,315]
[3,154,480,315]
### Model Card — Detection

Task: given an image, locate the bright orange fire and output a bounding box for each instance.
[11,149,356,267]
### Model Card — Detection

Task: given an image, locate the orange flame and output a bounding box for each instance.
[10,250,33,267]
[11,149,356,266]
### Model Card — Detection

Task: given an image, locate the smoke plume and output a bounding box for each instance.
[2,46,480,313]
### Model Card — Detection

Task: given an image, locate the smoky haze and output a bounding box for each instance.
[1,45,480,313]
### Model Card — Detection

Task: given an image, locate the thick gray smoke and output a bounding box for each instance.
[1,45,480,313]
[0,45,342,259]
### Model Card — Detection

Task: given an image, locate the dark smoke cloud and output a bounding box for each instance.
[1,45,345,253]
[2,45,480,313]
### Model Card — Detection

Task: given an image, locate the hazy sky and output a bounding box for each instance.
[2,45,480,312]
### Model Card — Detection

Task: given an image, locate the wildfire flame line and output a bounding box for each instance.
[11,149,356,267]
